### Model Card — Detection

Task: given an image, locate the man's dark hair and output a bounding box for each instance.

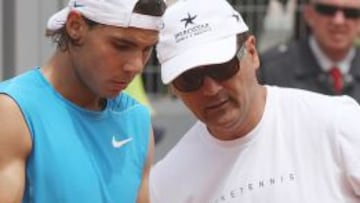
[46,17,97,51]
[46,0,167,51]
[133,0,166,16]
[236,31,250,48]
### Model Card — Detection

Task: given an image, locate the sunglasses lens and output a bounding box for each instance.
[173,69,203,92]
[173,57,240,92]
[208,58,239,81]
[315,4,337,16]
[344,8,360,19]
[315,3,360,19]
[172,44,245,93]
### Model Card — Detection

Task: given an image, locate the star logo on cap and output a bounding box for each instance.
[180,13,197,28]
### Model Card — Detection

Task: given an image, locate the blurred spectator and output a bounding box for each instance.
[258,0,297,52]
[259,0,360,102]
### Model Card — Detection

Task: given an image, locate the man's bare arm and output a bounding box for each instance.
[136,129,155,203]
[0,94,32,203]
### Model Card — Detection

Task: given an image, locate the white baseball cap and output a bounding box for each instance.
[157,0,249,84]
[47,0,163,31]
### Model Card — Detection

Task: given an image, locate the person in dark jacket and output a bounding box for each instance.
[260,0,360,102]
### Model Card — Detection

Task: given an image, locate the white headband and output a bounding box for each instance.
[47,0,162,31]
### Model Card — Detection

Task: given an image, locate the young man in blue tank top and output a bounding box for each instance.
[0,0,166,202]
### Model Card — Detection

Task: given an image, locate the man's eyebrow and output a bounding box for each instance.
[112,38,158,49]
[113,38,138,47]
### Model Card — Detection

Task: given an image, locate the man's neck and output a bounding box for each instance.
[309,36,355,73]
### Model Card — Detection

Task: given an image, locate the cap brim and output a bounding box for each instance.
[161,35,237,84]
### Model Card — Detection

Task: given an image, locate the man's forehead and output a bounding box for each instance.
[108,26,159,46]
[314,0,360,8]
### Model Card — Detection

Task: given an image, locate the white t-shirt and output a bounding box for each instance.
[150,86,360,203]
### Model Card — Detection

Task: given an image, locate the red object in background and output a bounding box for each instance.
[329,67,344,94]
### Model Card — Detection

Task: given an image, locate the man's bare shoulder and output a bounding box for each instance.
[0,94,31,203]
[0,94,32,157]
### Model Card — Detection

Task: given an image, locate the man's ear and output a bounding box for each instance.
[65,11,87,45]
[303,4,315,28]
[246,35,260,69]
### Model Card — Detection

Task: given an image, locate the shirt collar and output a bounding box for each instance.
[309,36,355,74]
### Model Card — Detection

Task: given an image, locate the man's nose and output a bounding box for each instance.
[123,52,146,74]
[332,10,346,24]
[201,76,222,96]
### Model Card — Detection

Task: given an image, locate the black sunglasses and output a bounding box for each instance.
[314,3,360,19]
[172,45,246,92]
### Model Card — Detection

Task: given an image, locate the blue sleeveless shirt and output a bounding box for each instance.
[0,68,151,203]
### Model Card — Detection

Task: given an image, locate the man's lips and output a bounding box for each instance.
[206,99,228,110]
[112,81,128,90]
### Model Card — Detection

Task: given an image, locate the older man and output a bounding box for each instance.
[150,0,360,202]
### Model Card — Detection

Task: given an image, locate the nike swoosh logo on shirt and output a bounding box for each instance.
[112,136,133,148]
